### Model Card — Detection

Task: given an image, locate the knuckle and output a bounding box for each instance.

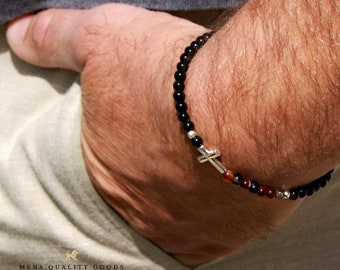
[29,9,58,57]
[129,215,158,238]
[73,10,111,64]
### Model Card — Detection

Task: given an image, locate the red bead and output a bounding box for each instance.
[241,178,251,189]
[222,170,234,181]
[257,186,266,197]
[265,187,276,199]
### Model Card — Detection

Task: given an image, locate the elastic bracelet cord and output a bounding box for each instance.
[172,32,334,200]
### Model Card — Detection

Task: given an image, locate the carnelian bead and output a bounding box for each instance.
[265,187,276,199]
[241,178,251,189]
[257,186,266,197]
[222,170,234,181]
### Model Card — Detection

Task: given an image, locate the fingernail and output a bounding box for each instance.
[6,15,33,47]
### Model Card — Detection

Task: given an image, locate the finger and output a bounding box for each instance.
[6,9,87,71]
[5,4,152,72]
[5,4,205,72]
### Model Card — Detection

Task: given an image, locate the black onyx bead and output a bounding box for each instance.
[173,91,185,102]
[185,46,193,54]
[178,112,189,122]
[312,180,320,192]
[173,81,184,92]
[249,182,260,193]
[319,177,327,188]
[298,188,306,198]
[184,47,194,60]
[190,41,199,51]
[196,36,204,46]
[175,102,187,113]
[191,136,203,148]
[188,44,197,54]
[289,189,299,200]
[174,71,186,82]
[180,53,189,63]
[177,62,188,72]
[203,32,213,40]
[183,121,195,131]
[306,185,314,196]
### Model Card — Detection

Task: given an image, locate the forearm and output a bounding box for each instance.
[187,0,339,189]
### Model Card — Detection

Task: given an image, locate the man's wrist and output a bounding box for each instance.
[182,0,339,190]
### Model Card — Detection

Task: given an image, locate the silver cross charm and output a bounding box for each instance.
[197,145,227,174]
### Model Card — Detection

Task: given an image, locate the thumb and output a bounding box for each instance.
[6,9,86,71]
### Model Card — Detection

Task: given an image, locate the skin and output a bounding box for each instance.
[6,0,339,266]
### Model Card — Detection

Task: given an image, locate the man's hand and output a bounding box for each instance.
[6,1,339,266]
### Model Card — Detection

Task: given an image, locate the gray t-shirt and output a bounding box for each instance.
[0,0,246,24]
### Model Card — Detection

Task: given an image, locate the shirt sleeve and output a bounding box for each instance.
[0,0,247,24]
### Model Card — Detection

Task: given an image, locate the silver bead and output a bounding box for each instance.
[283,190,290,199]
[275,191,285,199]
[187,130,196,139]
[276,190,290,200]
[231,176,241,185]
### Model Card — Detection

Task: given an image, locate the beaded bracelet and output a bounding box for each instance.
[172,32,334,200]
